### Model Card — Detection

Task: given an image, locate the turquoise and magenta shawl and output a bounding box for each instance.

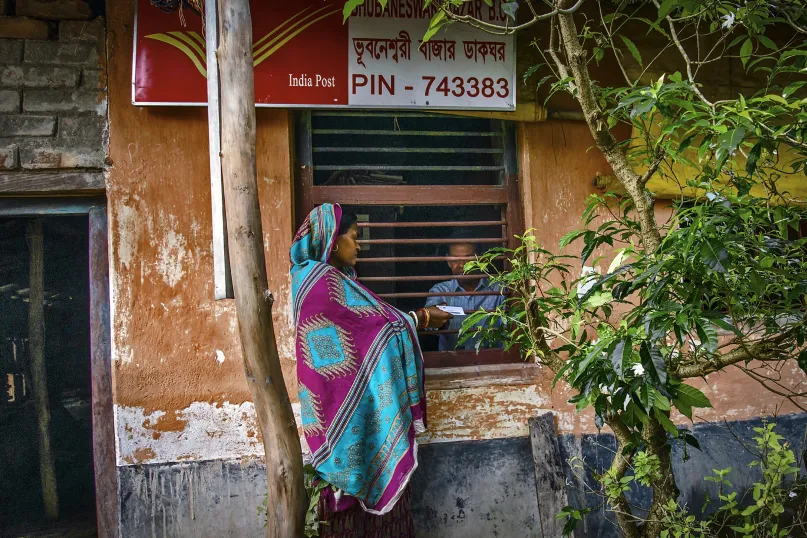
[291,203,427,515]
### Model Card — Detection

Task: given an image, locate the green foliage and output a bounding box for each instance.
[556,506,589,537]
[303,465,331,537]
[633,451,662,487]
[559,423,806,538]
[463,192,807,441]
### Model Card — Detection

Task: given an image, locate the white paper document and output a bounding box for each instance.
[435,305,466,316]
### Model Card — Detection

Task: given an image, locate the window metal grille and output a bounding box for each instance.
[295,111,522,367]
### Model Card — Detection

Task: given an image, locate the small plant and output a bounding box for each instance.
[632,451,662,487]
[303,465,331,538]
[558,422,806,537]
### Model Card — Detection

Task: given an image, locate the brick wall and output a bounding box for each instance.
[0,0,106,193]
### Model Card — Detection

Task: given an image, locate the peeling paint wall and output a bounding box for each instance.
[107,2,296,466]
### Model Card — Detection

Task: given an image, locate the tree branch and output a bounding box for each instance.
[672,332,794,378]
[548,17,571,81]
[639,150,667,187]
[555,0,662,251]
[597,0,633,87]
[439,0,587,36]
[650,0,715,109]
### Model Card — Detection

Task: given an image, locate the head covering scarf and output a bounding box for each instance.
[291,203,426,515]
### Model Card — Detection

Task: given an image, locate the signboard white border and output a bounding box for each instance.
[131,0,517,111]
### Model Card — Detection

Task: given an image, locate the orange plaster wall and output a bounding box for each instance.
[106,3,298,463]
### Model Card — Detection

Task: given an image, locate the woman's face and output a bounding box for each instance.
[330,223,361,268]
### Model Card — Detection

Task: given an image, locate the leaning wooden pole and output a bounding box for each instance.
[27,219,59,520]
[217,1,306,536]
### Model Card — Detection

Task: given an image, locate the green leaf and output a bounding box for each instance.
[695,319,719,352]
[522,64,542,83]
[750,271,766,295]
[700,239,730,273]
[674,398,693,420]
[710,317,741,336]
[783,81,807,98]
[641,343,668,385]
[727,127,745,153]
[619,35,643,66]
[342,0,365,22]
[763,94,789,105]
[481,0,493,5]
[422,10,448,43]
[677,384,713,408]
[741,505,760,516]
[740,39,753,68]
[746,141,763,175]
[651,388,671,411]
[626,400,649,425]
[655,407,680,437]
[562,516,580,537]
[559,229,587,249]
[657,0,675,19]
[678,134,697,154]
[683,431,701,450]
[610,338,632,379]
[798,350,807,375]
[759,36,777,51]
[552,360,574,388]
[585,291,613,309]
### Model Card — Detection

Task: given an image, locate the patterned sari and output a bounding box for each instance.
[291,203,427,517]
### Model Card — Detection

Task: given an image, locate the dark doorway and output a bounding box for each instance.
[0,217,97,537]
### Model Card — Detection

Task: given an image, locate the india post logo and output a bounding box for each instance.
[145,3,341,78]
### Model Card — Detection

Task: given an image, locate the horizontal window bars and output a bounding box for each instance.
[314,147,504,154]
[358,275,492,282]
[357,237,504,246]
[357,255,505,263]
[358,220,506,228]
[376,291,502,299]
[314,165,505,172]
[312,129,502,137]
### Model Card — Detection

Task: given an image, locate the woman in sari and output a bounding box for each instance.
[290,203,452,537]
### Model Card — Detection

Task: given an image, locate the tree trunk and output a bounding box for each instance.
[641,419,679,538]
[27,218,59,520]
[217,1,306,536]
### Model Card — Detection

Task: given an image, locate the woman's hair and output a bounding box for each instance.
[338,211,359,236]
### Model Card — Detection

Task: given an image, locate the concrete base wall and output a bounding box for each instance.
[117,413,807,538]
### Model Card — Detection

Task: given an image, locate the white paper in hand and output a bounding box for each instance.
[436,305,465,316]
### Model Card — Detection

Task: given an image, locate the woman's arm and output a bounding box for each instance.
[410,306,453,330]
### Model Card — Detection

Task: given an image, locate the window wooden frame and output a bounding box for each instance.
[294,111,523,368]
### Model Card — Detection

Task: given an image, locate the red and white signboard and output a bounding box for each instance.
[133,0,515,110]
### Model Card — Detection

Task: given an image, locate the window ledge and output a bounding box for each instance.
[425,362,542,391]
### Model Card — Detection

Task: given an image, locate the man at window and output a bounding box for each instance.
[425,235,505,351]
